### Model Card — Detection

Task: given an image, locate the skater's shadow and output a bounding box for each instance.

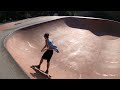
[30,68,51,79]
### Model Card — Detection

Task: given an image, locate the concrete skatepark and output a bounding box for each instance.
[1,16,120,79]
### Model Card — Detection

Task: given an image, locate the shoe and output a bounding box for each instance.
[45,70,49,74]
[35,65,40,69]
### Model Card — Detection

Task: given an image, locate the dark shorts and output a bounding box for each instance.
[42,50,53,62]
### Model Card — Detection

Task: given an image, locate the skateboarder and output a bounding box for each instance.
[35,33,59,74]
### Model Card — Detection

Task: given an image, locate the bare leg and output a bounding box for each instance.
[36,58,43,69]
[45,62,50,74]
[39,58,43,66]
[47,62,50,71]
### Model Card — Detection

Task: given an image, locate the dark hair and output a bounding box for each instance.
[44,33,49,38]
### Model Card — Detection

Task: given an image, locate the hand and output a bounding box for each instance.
[41,49,47,52]
[41,49,44,52]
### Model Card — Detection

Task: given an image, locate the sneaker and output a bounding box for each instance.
[35,65,40,69]
[45,70,49,74]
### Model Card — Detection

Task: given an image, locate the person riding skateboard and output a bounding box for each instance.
[35,33,59,74]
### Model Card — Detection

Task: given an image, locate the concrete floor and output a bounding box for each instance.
[3,16,120,79]
[0,16,64,79]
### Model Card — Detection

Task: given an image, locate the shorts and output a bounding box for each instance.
[42,50,53,62]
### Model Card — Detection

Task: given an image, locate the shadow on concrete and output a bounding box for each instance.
[30,68,51,79]
[64,17,120,37]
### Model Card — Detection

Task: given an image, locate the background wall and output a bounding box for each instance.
[0,11,120,23]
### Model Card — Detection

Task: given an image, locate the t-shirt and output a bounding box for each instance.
[47,39,59,53]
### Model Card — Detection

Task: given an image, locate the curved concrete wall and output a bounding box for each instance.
[4,16,120,79]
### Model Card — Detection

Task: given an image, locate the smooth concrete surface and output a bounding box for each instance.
[0,16,65,79]
[4,16,120,79]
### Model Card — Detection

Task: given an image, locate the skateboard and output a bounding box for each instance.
[30,65,51,78]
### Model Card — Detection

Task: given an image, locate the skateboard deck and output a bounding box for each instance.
[30,65,51,79]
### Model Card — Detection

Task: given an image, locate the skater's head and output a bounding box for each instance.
[44,33,49,39]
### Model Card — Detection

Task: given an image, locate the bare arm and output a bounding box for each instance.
[41,39,48,52]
